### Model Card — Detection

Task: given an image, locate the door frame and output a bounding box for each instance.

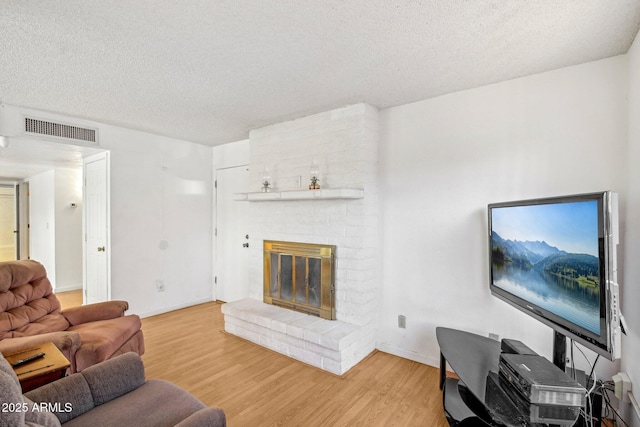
[83,151,111,303]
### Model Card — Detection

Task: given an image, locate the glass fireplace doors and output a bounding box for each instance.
[263,241,336,320]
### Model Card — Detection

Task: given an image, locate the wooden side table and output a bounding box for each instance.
[3,341,71,392]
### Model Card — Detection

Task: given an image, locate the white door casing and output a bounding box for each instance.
[215,165,250,303]
[83,152,110,304]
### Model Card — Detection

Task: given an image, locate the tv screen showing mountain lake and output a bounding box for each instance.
[491,200,601,335]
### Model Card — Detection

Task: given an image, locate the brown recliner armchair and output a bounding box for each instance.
[0,260,144,372]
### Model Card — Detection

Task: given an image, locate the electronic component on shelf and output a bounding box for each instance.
[487,372,580,426]
[499,353,586,407]
[501,338,538,355]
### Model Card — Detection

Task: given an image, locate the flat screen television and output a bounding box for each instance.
[488,191,621,364]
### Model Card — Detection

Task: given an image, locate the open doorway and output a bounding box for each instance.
[26,167,83,292]
[0,184,17,261]
[0,137,108,299]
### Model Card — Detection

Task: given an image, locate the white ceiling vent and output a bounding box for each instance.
[25,117,98,144]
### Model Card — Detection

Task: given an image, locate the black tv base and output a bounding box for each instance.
[442,377,485,425]
[437,327,582,426]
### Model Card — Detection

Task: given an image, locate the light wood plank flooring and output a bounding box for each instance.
[56,290,83,310]
[56,291,449,426]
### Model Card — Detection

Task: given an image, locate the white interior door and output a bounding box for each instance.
[216,165,250,302]
[83,152,110,304]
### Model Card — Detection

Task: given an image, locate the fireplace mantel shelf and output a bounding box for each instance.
[234,188,364,201]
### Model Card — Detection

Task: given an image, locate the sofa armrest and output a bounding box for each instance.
[174,407,227,427]
[62,300,129,326]
[80,352,146,405]
[25,352,147,424]
[24,369,96,424]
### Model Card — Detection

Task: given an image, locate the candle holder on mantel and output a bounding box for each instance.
[309,161,320,190]
[261,167,272,192]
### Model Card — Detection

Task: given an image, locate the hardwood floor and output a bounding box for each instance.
[142,302,449,426]
[52,291,622,426]
[56,290,83,310]
[54,291,449,426]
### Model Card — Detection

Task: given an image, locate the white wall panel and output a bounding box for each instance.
[378,56,629,376]
[622,30,640,427]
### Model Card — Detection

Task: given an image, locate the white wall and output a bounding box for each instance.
[4,104,213,318]
[213,139,250,171]
[377,56,630,375]
[622,30,640,427]
[27,167,87,292]
[101,126,213,317]
[54,167,83,292]
[28,170,56,288]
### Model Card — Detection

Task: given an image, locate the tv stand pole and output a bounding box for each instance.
[552,330,567,370]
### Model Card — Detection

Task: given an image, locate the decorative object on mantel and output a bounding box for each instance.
[261,166,272,192]
[309,160,320,190]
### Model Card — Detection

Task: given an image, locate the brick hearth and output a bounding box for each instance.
[222,299,373,375]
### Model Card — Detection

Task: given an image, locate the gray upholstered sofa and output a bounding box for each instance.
[0,351,225,427]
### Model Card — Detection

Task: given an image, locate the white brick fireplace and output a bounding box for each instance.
[222,103,380,375]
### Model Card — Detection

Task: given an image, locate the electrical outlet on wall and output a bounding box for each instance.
[156,280,165,292]
[398,315,406,328]
[613,372,632,403]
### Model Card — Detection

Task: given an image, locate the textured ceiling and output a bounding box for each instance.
[1,0,640,149]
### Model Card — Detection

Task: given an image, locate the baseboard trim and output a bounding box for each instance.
[54,284,82,293]
[138,297,214,319]
[375,342,440,368]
